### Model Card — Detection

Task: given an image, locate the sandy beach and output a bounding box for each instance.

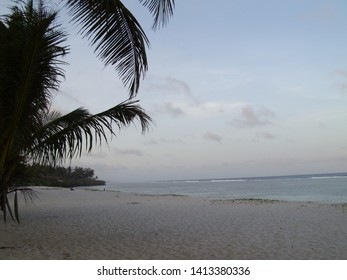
[0,187,346,260]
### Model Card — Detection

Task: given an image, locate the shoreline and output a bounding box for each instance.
[99,175,347,204]
[1,187,347,259]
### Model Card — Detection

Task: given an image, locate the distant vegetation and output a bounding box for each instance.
[17,164,105,188]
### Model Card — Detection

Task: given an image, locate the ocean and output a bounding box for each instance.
[88,173,347,204]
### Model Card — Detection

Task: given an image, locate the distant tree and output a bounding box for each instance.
[19,164,104,187]
[71,167,93,179]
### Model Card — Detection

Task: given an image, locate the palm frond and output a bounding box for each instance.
[4,188,38,224]
[29,99,151,165]
[8,187,39,204]
[0,1,69,169]
[139,0,175,30]
[65,0,149,98]
[14,191,19,223]
[0,191,6,223]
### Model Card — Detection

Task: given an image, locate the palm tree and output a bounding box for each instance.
[0,1,154,223]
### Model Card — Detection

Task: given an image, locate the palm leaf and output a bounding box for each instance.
[14,191,19,223]
[8,187,39,205]
[0,192,6,223]
[29,99,152,165]
[65,0,149,98]
[139,0,175,30]
[5,195,16,223]
[0,187,38,224]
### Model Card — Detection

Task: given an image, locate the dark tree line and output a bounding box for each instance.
[17,164,105,187]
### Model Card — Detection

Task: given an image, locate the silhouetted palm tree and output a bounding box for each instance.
[0,1,158,222]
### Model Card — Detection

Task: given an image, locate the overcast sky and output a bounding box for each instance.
[2,0,347,182]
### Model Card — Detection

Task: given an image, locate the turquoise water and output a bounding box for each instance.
[88,173,347,204]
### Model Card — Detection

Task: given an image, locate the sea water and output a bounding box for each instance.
[89,173,347,204]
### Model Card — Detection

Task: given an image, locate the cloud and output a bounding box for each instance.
[153,101,276,125]
[113,148,143,156]
[169,101,243,118]
[192,102,231,114]
[298,3,335,22]
[145,76,191,96]
[159,137,185,145]
[334,70,347,79]
[204,132,223,143]
[334,70,347,93]
[143,138,159,145]
[230,105,275,128]
[143,137,185,145]
[154,102,185,117]
[166,77,191,95]
[86,151,109,158]
[256,132,277,140]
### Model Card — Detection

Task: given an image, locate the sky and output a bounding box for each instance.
[1,0,347,182]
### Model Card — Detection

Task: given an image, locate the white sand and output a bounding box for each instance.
[0,187,347,259]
